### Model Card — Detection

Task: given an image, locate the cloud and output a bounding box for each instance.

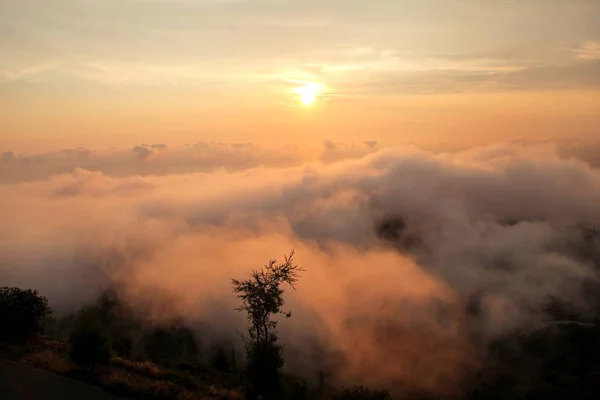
[318,140,381,163]
[2,151,16,160]
[340,58,600,96]
[323,140,337,151]
[494,59,600,90]
[1,141,600,395]
[0,64,57,82]
[3,0,600,95]
[132,145,154,161]
[575,41,600,61]
[0,141,383,184]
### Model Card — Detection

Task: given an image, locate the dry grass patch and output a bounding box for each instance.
[112,358,162,376]
[112,357,197,389]
[101,369,189,399]
[201,384,242,400]
[21,348,73,374]
[110,357,242,399]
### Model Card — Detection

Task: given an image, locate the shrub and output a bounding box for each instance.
[143,326,198,363]
[68,309,112,369]
[283,377,309,400]
[112,336,134,357]
[333,385,391,400]
[0,286,53,342]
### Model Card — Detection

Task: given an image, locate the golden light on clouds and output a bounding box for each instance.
[292,82,325,106]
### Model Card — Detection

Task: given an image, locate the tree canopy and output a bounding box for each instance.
[0,286,53,342]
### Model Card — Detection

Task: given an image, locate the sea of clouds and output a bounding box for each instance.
[1,138,599,395]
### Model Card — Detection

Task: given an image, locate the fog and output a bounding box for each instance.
[1,141,599,396]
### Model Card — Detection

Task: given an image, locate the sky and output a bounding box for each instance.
[1,0,600,152]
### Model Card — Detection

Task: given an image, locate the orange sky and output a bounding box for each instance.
[1,0,600,152]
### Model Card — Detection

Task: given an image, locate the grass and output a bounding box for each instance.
[100,370,187,400]
[112,357,197,389]
[22,347,73,374]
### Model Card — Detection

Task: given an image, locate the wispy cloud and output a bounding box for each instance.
[0,141,385,184]
[1,0,600,93]
[0,64,57,82]
[575,41,600,61]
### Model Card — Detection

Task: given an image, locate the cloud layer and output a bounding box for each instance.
[0,141,383,184]
[1,141,600,395]
[2,0,600,95]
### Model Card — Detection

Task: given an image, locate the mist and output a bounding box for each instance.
[1,141,599,396]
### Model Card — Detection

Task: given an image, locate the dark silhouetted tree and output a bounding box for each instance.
[0,287,53,342]
[232,249,303,400]
[68,309,112,370]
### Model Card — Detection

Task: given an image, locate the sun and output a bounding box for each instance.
[292,82,323,106]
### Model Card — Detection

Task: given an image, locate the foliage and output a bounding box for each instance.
[232,249,303,346]
[232,249,304,400]
[467,323,600,400]
[94,290,141,358]
[46,312,77,340]
[283,377,309,400]
[0,286,53,342]
[113,336,134,358]
[68,308,113,369]
[143,326,199,363]
[332,385,391,400]
[212,346,231,372]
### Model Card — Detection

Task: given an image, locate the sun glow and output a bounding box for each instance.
[293,82,324,106]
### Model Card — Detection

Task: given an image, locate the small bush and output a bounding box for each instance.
[113,336,134,357]
[0,286,53,342]
[333,385,391,400]
[68,309,112,369]
[212,346,231,372]
[175,359,203,376]
[143,326,199,363]
[283,377,309,400]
